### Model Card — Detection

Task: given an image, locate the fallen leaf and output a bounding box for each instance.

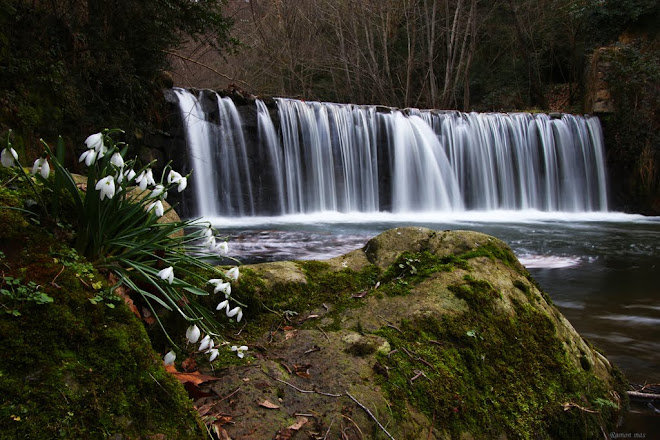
[294,364,312,379]
[108,273,141,319]
[181,356,198,373]
[274,417,309,439]
[259,399,280,409]
[213,425,232,440]
[285,331,297,340]
[282,325,295,331]
[164,364,220,386]
[352,290,368,298]
[141,307,156,325]
[288,417,308,430]
[196,402,214,417]
[184,381,214,399]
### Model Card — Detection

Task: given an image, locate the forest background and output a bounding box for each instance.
[0,0,658,212]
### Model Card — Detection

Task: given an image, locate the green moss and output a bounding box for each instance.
[459,240,519,271]
[448,275,502,313]
[374,291,621,439]
[0,198,205,439]
[378,251,465,297]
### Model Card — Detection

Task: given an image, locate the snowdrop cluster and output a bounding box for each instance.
[77,132,191,219]
[1,144,51,180]
[161,262,246,365]
[2,129,248,369]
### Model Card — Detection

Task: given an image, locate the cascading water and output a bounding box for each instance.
[173,88,609,217]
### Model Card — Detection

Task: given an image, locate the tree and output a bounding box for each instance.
[0,0,236,145]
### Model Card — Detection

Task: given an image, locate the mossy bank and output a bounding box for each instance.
[0,175,205,439]
[204,227,627,439]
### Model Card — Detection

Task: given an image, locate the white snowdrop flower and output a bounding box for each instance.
[110,152,124,168]
[231,345,248,359]
[204,235,216,249]
[236,308,243,323]
[1,147,18,167]
[226,267,239,281]
[85,133,104,153]
[226,306,241,318]
[150,184,165,198]
[203,226,214,239]
[147,200,164,217]
[213,282,231,297]
[136,169,155,190]
[214,241,229,255]
[207,348,219,362]
[215,299,229,311]
[156,266,174,284]
[163,350,176,366]
[95,175,116,200]
[31,157,50,179]
[198,335,212,351]
[124,168,136,182]
[176,176,187,192]
[167,170,188,192]
[186,325,201,344]
[167,170,183,184]
[79,149,97,167]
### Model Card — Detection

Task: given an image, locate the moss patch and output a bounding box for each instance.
[375,295,621,439]
[0,181,204,439]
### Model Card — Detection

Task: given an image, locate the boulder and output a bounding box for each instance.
[203,227,627,439]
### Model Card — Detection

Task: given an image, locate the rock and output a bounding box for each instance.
[208,227,626,439]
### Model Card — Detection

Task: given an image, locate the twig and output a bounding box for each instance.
[304,345,321,355]
[627,391,660,401]
[324,416,335,440]
[387,323,403,334]
[427,409,435,440]
[235,321,247,336]
[340,414,364,439]
[562,402,599,414]
[409,370,428,385]
[416,357,434,369]
[267,374,343,398]
[149,373,173,399]
[345,391,396,440]
[163,50,252,89]
[401,347,415,359]
[295,413,315,417]
[50,265,65,288]
[216,387,241,402]
[317,325,330,341]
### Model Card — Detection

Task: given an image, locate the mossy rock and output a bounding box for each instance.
[203,227,627,439]
[0,182,204,439]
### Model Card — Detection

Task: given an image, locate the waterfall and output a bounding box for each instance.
[173,88,609,217]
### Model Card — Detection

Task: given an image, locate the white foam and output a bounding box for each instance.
[197,210,658,228]
[518,255,582,269]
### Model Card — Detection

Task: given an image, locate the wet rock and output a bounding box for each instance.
[206,227,627,439]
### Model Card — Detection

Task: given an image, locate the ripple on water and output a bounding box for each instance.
[596,314,660,326]
[517,254,582,269]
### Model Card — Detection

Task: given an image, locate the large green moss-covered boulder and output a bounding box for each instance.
[205,227,626,439]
